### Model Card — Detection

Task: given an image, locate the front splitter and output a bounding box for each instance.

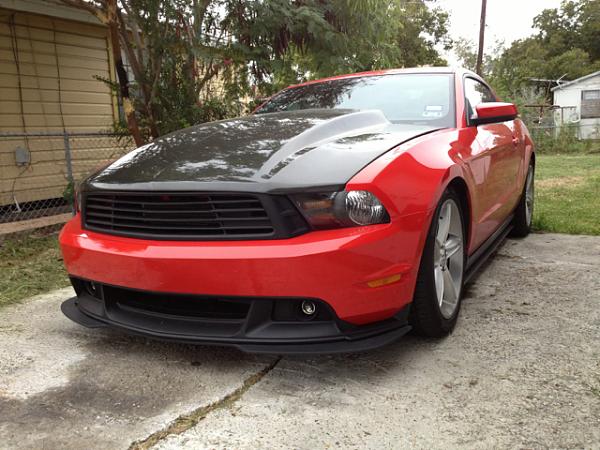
[61,297,411,354]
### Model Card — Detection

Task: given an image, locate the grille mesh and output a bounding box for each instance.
[83,192,277,240]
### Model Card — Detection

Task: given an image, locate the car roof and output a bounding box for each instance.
[287,67,477,89]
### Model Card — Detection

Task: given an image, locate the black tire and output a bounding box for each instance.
[410,189,466,338]
[510,162,535,238]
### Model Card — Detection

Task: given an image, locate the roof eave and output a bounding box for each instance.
[551,70,600,92]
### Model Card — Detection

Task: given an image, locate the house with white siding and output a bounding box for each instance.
[552,70,600,140]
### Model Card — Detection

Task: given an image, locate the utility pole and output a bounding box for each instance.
[476,0,487,75]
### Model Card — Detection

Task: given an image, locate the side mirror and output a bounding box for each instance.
[471,102,518,126]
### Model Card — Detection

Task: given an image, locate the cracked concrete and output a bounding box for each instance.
[1,233,599,449]
[129,357,281,450]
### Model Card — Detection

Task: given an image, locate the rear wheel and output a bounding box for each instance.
[510,162,535,238]
[410,190,466,337]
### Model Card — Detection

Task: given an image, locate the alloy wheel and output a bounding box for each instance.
[433,199,464,319]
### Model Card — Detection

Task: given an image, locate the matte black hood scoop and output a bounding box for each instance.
[89,109,439,193]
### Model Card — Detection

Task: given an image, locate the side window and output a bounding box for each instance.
[464,78,496,120]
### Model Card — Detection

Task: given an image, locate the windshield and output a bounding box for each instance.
[256,73,455,127]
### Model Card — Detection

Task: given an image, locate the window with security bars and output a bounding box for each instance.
[581,90,600,119]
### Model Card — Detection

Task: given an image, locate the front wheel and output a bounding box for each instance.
[410,189,466,337]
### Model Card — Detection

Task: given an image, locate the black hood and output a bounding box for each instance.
[88,109,439,193]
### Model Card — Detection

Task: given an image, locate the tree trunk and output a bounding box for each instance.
[107,0,144,146]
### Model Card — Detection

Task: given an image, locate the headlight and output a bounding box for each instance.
[291,191,390,229]
[345,191,388,225]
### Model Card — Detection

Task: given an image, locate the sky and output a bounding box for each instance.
[436,0,564,65]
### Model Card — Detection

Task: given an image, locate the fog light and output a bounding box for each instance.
[85,281,99,298]
[301,300,316,316]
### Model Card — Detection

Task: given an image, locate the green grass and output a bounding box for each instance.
[533,154,600,236]
[0,232,69,309]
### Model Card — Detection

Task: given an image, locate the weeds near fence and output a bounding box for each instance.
[529,124,600,154]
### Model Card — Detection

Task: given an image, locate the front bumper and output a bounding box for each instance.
[59,211,429,352]
[61,279,411,354]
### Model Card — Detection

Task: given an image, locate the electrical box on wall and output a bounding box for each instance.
[15,147,31,166]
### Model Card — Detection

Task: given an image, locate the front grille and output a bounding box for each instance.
[83,192,308,240]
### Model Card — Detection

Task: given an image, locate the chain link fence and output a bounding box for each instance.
[528,123,600,154]
[1,131,135,225]
[523,104,600,147]
[529,122,600,139]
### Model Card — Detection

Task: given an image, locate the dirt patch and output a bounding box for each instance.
[537,175,585,188]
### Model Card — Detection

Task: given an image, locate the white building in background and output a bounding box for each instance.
[552,70,600,140]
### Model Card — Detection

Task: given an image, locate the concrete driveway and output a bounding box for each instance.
[1,233,599,449]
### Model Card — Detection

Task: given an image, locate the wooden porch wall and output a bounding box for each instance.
[0,8,130,207]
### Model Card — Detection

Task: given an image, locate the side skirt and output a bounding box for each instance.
[464,214,514,283]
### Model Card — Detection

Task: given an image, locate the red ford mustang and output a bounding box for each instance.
[59,68,535,353]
